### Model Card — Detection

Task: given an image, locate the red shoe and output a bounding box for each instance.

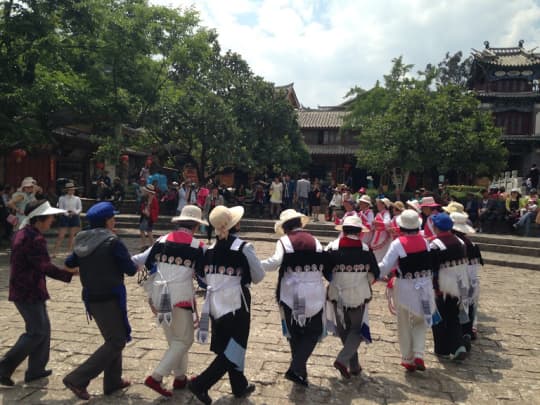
[173,375,187,390]
[400,361,416,372]
[144,376,172,397]
[63,380,90,401]
[413,358,426,371]
[333,360,351,379]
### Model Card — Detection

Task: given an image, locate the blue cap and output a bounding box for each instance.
[86,202,116,224]
[432,213,453,232]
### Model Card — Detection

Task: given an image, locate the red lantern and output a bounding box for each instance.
[120,154,129,164]
[12,148,27,163]
[95,162,105,170]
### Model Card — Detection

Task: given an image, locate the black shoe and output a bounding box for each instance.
[0,375,14,387]
[463,334,472,352]
[235,383,256,398]
[285,370,308,387]
[188,380,212,404]
[24,369,52,383]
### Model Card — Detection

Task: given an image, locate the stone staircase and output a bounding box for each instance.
[101,214,540,271]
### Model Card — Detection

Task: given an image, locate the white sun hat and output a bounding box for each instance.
[335,215,369,232]
[450,212,476,234]
[19,201,66,228]
[209,205,244,232]
[172,204,208,226]
[396,209,422,230]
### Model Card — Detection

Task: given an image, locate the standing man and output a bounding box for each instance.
[63,202,138,400]
[269,176,283,219]
[326,216,379,379]
[189,206,264,404]
[132,205,207,397]
[295,174,311,215]
[261,209,330,386]
[282,174,295,210]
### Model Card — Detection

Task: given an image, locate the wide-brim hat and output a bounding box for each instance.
[391,201,405,212]
[357,195,372,207]
[443,201,466,215]
[19,178,35,189]
[419,196,440,208]
[63,182,81,191]
[335,215,369,232]
[396,209,422,230]
[209,205,244,231]
[406,199,421,213]
[450,212,476,234]
[143,184,156,194]
[172,204,208,226]
[376,197,392,208]
[20,201,66,228]
[274,209,310,235]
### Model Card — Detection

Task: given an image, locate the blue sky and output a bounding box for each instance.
[151,0,540,108]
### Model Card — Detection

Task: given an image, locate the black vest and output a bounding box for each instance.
[200,236,252,286]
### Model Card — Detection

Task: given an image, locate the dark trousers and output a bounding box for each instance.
[461,303,476,337]
[0,301,50,380]
[335,304,365,370]
[192,310,250,396]
[432,295,465,356]
[282,304,323,378]
[64,300,127,393]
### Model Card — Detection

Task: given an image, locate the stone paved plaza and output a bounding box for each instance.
[0,237,539,404]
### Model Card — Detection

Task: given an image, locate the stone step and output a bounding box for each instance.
[474,242,540,257]
[469,233,540,249]
[480,251,540,271]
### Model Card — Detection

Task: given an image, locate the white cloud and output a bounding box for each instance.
[151,0,540,107]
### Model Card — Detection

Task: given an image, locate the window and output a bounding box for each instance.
[495,111,532,135]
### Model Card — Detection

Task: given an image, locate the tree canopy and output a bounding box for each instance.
[0,0,308,179]
[343,55,507,189]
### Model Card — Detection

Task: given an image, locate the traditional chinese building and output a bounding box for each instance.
[469,40,540,175]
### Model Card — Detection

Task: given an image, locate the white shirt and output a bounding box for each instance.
[58,194,82,215]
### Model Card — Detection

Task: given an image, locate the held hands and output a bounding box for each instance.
[65,267,80,276]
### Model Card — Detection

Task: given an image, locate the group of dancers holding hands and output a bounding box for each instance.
[0,194,482,404]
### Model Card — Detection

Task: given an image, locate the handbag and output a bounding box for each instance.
[6,214,18,226]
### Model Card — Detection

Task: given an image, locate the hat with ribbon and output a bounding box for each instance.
[335,215,369,232]
[274,209,310,235]
[419,196,440,208]
[357,195,372,207]
[396,209,422,230]
[19,201,66,228]
[172,204,208,226]
[376,197,392,208]
[450,212,476,234]
[391,201,405,212]
[432,213,453,232]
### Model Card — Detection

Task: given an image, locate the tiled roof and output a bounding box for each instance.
[307,144,356,155]
[472,46,540,67]
[297,110,347,129]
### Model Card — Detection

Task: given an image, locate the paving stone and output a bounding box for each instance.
[0,237,539,404]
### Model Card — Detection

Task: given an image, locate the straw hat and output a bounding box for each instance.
[357,195,372,207]
[450,212,476,234]
[274,209,310,235]
[376,197,392,208]
[209,205,244,232]
[443,201,466,215]
[172,205,208,226]
[419,196,440,208]
[143,184,156,194]
[406,199,421,213]
[335,215,369,232]
[19,201,66,228]
[391,201,405,212]
[396,209,422,230]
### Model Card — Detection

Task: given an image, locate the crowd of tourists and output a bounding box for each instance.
[0,178,485,403]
